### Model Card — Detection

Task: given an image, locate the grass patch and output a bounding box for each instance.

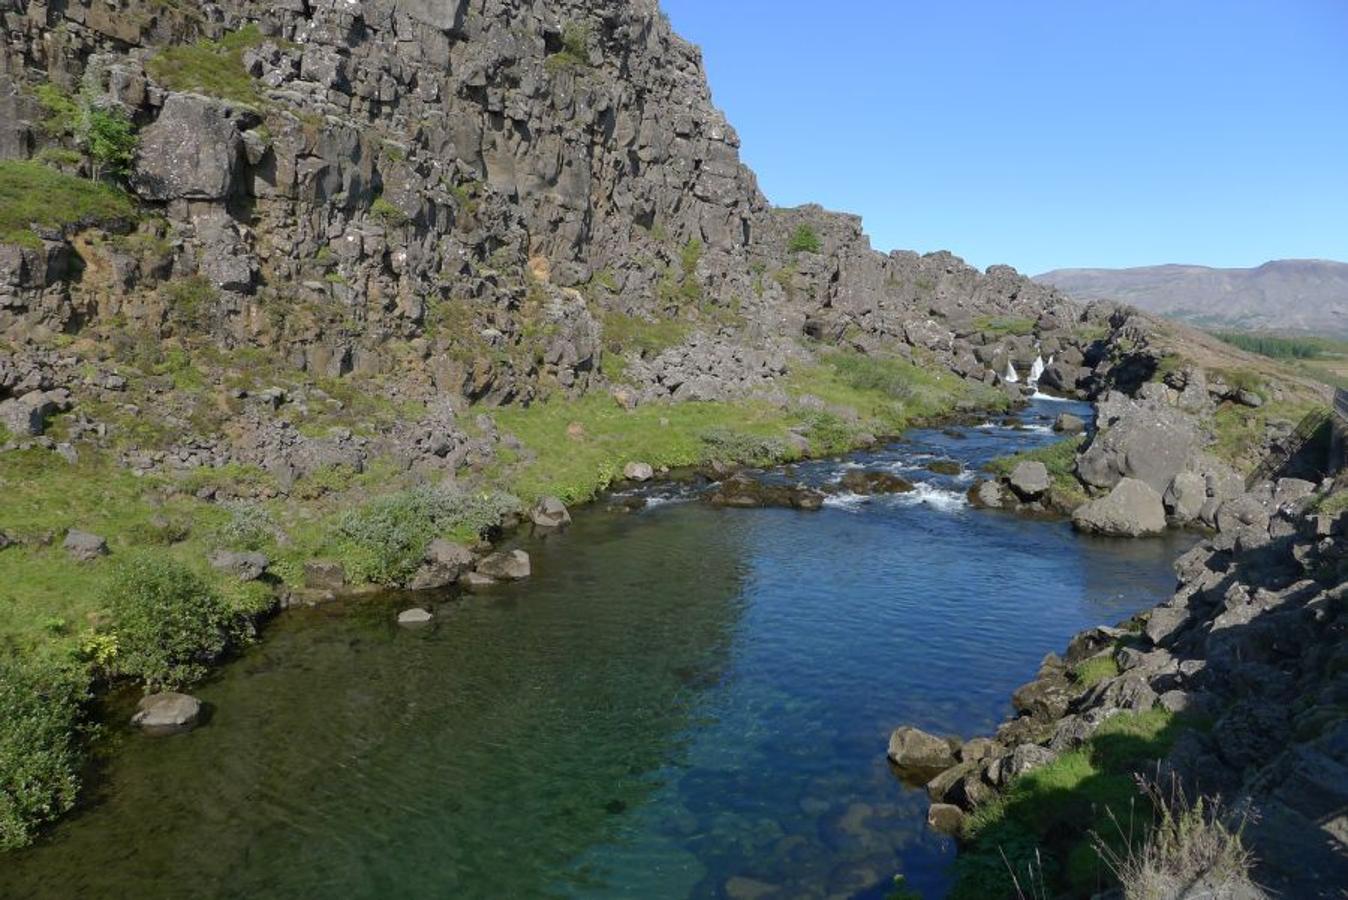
[0,160,136,248]
[974,315,1037,337]
[787,224,822,254]
[146,23,266,106]
[953,710,1196,899]
[985,435,1087,505]
[545,22,590,72]
[1070,653,1121,689]
[1311,490,1348,516]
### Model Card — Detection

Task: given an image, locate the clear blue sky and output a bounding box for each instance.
[660,1,1348,275]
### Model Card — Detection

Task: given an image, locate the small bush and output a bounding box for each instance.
[546,23,591,71]
[370,195,409,226]
[1071,653,1121,689]
[218,501,277,551]
[104,554,247,690]
[700,428,788,467]
[162,275,218,332]
[787,224,822,254]
[0,654,89,851]
[335,485,519,585]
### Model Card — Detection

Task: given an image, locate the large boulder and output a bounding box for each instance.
[133,93,244,201]
[131,692,202,735]
[208,550,269,581]
[407,539,476,591]
[1163,472,1208,523]
[1072,478,1168,537]
[476,549,531,581]
[1008,461,1051,500]
[623,461,654,482]
[530,496,571,528]
[887,726,958,772]
[1076,404,1201,494]
[1053,412,1086,434]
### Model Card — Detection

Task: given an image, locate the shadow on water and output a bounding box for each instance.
[0,398,1197,900]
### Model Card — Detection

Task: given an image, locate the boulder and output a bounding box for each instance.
[208,550,269,581]
[459,571,498,591]
[304,559,347,590]
[887,726,958,772]
[133,93,243,201]
[1012,676,1072,720]
[530,496,571,528]
[407,539,476,591]
[476,549,531,581]
[1053,412,1086,434]
[1076,405,1201,493]
[969,480,1004,509]
[397,608,434,627]
[708,473,825,510]
[1072,478,1167,537]
[1163,472,1208,523]
[926,803,964,835]
[63,529,108,561]
[1004,743,1057,780]
[623,461,654,482]
[131,692,202,735]
[1008,461,1051,500]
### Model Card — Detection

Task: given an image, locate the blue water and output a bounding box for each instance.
[0,399,1193,899]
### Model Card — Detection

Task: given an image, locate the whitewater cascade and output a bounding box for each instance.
[1028,355,1046,384]
[1003,361,1020,384]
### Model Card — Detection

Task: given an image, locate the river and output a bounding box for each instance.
[0,398,1195,899]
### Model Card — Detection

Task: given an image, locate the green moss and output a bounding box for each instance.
[0,160,136,248]
[1312,490,1348,516]
[146,23,266,106]
[953,710,1193,899]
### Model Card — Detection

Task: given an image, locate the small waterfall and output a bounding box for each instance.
[1028,355,1046,385]
[1003,360,1020,384]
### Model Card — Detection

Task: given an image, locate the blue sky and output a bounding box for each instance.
[660,1,1348,275]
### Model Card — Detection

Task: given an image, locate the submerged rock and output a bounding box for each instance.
[397,608,434,627]
[459,571,498,591]
[708,473,825,510]
[838,469,915,495]
[132,692,202,735]
[1071,477,1167,536]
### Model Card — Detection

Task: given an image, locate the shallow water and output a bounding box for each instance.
[0,399,1195,899]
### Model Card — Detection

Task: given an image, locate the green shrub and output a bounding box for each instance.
[334,485,519,585]
[0,653,89,851]
[545,23,591,71]
[162,275,218,332]
[370,195,409,226]
[0,160,136,248]
[218,501,278,551]
[1215,331,1328,360]
[700,428,789,467]
[787,224,822,254]
[35,82,137,181]
[105,554,246,690]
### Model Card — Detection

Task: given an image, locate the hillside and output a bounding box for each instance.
[1035,259,1348,336]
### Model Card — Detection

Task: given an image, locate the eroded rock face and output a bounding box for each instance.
[1071,477,1167,536]
[132,94,246,201]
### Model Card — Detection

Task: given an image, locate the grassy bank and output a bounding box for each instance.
[951,709,1201,899]
[984,434,1088,507]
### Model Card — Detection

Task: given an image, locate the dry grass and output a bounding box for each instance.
[1093,776,1261,900]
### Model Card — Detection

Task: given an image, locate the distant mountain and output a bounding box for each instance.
[1034,259,1348,336]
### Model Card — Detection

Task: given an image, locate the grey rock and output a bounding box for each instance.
[208,549,269,581]
[969,479,1004,508]
[131,692,202,735]
[623,461,654,482]
[1008,461,1051,499]
[1053,412,1085,434]
[132,93,243,201]
[397,608,434,627]
[63,529,108,561]
[407,539,476,591]
[459,571,498,591]
[926,802,964,834]
[476,549,531,581]
[1164,471,1208,523]
[886,726,957,772]
[304,559,346,590]
[530,496,571,528]
[1072,477,1168,536]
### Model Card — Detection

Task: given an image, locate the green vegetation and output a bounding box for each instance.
[370,195,409,226]
[952,710,1197,899]
[545,23,591,72]
[103,554,258,690]
[1311,490,1348,516]
[1215,331,1334,360]
[0,655,89,851]
[787,224,822,254]
[1070,653,1121,689]
[0,160,136,248]
[162,275,218,332]
[600,310,691,380]
[331,485,519,585]
[35,82,138,181]
[986,435,1087,505]
[973,315,1037,337]
[146,24,266,106]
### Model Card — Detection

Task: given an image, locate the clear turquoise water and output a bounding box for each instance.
[0,400,1194,899]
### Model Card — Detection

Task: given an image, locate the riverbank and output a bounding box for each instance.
[0,348,1009,851]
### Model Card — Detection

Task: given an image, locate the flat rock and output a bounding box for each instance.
[63,529,108,561]
[623,461,654,482]
[887,725,958,772]
[132,692,202,735]
[1008,461,1051,499]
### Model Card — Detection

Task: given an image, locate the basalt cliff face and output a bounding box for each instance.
[0,0,1111,483]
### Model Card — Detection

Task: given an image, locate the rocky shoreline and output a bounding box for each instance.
[890,465,1348,896]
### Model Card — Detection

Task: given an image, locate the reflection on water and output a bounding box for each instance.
[0,400,1194,899]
